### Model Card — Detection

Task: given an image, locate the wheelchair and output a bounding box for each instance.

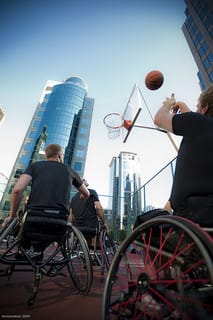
[0,209,93,306]
[102,214,213,319]
[76,219,118,281]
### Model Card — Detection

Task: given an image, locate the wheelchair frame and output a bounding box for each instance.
[102,215,213,319]
[0,216,93,306]
[77,219,118,281]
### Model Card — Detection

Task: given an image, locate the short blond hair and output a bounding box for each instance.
[199,84,213,116]
[45,144,62,159]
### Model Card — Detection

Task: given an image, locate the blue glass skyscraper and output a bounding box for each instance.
[182,0,213,89]
[0,76,94,216]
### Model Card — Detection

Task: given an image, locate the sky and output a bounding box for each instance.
[0,0,201,208]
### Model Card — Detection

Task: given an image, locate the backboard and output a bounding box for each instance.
[122,84,143,143]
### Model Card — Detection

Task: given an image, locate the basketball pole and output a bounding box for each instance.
[133,123,179,152]
[165,132,179,152]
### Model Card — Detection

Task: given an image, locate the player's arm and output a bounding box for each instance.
[78,183,90,199]
[154,94,176,133]
[68,208,73,222]
[2,174,32,227]
[154,94,191,133]
[95,200,108,231]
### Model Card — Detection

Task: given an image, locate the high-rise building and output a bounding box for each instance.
[0,76,94,217]
[0,107,5,125]
[109,152,142,236]
[182,0,213,89]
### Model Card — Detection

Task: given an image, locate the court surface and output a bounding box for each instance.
[0,265,105,320]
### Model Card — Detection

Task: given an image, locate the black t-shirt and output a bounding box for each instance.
[24,161,82,213]
[70,188,99,228]
[170,112,213,215]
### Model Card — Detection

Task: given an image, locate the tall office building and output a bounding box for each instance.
[109,152,142,236]
[0,76,94,217]
[182,0,213,89]
[0,107,5,125]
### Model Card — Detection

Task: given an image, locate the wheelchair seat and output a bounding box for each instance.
[75,226,97,237]
[21,209,68,251]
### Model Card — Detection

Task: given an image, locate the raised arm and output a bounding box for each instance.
[78,183,90,199]
[154,94,191,133]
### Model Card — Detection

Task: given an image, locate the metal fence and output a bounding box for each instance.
[99,157,177,239]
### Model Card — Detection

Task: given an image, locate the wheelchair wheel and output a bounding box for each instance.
[100,230,117,270]
[0,218,21,248]
[103,215,213,320]
[65,224,93,294]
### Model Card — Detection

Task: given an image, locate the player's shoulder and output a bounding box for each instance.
[88,188,98,197]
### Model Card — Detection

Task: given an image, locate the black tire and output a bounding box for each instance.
[65,224,93,294]
[100,230,117,270]
[103,215,213,320]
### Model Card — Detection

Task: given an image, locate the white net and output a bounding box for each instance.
[107,127,121,139]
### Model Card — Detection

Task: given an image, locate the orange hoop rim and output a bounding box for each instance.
[103,112,123,129]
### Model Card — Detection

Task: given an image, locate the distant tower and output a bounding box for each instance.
[0,76,94,216]
[109,152,142,236]
[0,106,5,125]
[182,0,213,89]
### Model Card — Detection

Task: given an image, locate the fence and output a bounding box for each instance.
[99,157,177,239]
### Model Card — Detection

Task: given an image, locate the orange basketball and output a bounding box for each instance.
[145,70,164,90]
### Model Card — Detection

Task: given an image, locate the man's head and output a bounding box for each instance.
[197,84,213,116]
[45,144,63,163]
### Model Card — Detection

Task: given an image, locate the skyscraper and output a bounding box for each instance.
[0,107,5,125]
[182,0,213,89]
[0,76,94,216]
[109,151,142,236]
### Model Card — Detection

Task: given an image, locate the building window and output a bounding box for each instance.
[81,118,90,125]
[79,127,88,134]
[74,162,82,171]
[76,150,84,158]
[14,169,23,178]
[78,138,87,146]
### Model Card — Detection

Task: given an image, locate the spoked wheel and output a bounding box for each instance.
[65,224,93,294]
[0,218,20,247]
[100,230,117,270]
[102,216,213,320]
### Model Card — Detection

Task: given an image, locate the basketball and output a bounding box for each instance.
[145,70,164,90]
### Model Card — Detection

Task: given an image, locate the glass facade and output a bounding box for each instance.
[0,107,5,123]
[182,0,213,89]
[109,152,142,236]
[0,77,94,216]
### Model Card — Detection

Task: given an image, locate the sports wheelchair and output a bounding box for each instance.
[0,209,93,306]
[76,219,118,281]
[102,211,213,319]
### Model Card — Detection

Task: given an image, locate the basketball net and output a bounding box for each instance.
[107,127,121,139]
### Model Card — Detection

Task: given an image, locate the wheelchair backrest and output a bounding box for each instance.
[22,209,68,243]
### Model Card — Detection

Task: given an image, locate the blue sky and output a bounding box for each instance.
[0,0,200,207]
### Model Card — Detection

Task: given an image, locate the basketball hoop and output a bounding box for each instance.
[103,113,132,139]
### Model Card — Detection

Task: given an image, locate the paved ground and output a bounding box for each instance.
[0,265,105,320]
